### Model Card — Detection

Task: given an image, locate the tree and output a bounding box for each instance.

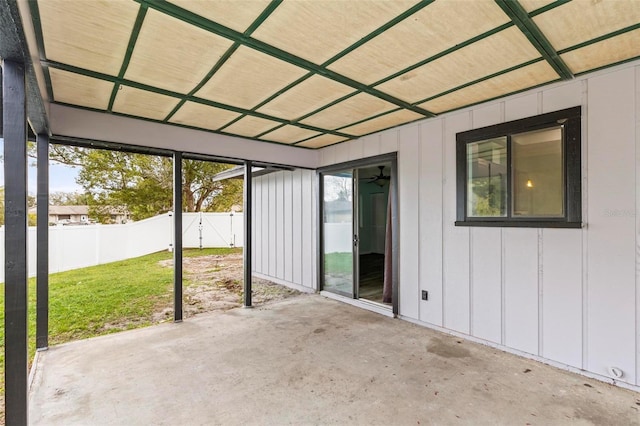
[41,145,242,222]
[49,191,91,206]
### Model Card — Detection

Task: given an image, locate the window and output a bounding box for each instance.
[456,106,581,228]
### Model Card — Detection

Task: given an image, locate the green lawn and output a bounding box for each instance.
[0,247,241,408]
[324,251,353,275]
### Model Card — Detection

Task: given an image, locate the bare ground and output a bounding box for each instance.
[156,253,301,321]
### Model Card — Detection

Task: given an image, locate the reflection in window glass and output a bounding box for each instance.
[323,173,353,296]
[467,137,507,217]
[512,127,563,217]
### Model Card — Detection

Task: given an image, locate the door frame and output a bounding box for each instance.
[317,153,399,315]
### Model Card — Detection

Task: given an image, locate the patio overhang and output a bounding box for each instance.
[8,0,640,156]
[3,1,640,424]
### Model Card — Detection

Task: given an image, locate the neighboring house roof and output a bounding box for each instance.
[49,205,89,215]
[48,205,127,216]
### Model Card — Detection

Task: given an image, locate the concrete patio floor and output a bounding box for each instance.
[29,294,639,425]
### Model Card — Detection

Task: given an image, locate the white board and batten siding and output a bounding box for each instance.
[252,169,317,293]
[314,60,640,388]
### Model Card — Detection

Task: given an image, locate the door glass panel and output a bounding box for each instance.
[323,172,354,297]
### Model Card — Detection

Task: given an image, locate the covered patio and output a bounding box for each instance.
[28,295,640,425]
[3,0,640,424]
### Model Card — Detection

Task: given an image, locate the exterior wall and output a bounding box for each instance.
[251,169,317,293]
[314,61,640,388]
[247,61,640,387]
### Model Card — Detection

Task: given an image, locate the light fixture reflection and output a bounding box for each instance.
[526,179,533,188]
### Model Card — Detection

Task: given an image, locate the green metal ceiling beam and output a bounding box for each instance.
[436,77,561,116]
[226,1,436,130]
[333,107,403,133]
[572,54,640,77]
[108,4,148,111]
[320,0,435,66]
[557,22,640,55]
[372,22,513,88]
[254,122,286,139]
[136,0,435,118]
[528,0,571,17]
[163,43,241,123]
[412,58,544,106]
[42,60,354,140]
[163,0,283,123]
[27,0,53,101]
[495,0,573,80]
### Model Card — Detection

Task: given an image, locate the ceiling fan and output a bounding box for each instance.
[361,165,390,186]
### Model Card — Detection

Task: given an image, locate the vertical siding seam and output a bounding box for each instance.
[290,173,294,284]
[441,118,447,327]
[275,174,279,279]
[301,171,306,287]
[258,179,262,273]
[635,65,640,386]
[538,228,544,357]
[304,172,309,287]
[501,228,506,346]
[418,125,423,322]
[259,178,264,274]
[581,78,589,371]
[298,172,302,285]
[265,175,268,275]
[254,179,259,273]
[281,173,285,280]
[469,228,474,336]
[299,171,304,287]
[396,129,401,314]
[264,176,268,273]
[282,173,286,280]
[269,174,274,277]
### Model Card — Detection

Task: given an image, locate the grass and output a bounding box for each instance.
[0,247,241,418]
[324,252,353,275]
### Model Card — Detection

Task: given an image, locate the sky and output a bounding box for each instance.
[0,138,82,194]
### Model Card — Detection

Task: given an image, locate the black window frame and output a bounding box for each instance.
[455,106,582,228]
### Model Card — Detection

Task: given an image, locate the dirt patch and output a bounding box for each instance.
[156,253,301,321]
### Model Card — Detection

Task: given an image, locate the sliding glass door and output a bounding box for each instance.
[322,171,356,297]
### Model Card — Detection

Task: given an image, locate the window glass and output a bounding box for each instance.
[466,137,507,217]
[511,127,563,217]
[456,106,581,228]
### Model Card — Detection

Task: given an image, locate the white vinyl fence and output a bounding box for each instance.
[0,212,243,282]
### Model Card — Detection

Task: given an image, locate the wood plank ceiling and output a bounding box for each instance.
[28,0,640,148]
